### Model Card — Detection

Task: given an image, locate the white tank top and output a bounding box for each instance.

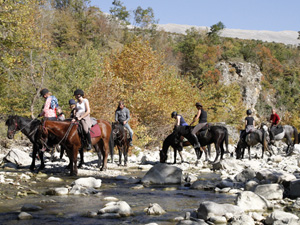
[76,99,88,114]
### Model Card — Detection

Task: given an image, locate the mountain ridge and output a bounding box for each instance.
[156,24,300,45]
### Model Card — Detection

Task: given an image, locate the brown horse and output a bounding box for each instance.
[40,119,113,175]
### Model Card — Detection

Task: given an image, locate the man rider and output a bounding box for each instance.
[270,108,280,127]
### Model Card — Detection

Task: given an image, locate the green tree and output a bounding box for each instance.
[109,0,130,25]
[133,6,158,28]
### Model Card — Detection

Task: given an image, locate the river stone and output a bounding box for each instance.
[235,191,272,211]
[245,180,259,191]
[144,203,166,215]
[18,212,33,220]
[197,201,244,220]
[265,210,299,225]
[141,163,182,185]
[208,215,227,224]
[21,204,42,212]
[234,168,256,182]
[4,149,32,166]
[176,219,208,225]
[254,184,284,200]
[19,173,31,180]
[46,176,64,182]
[292,198,300,209]
[69,184,98,195]
[46,187,69,196]
[98,201,132,217]
[256,169,296,183]
[104,197,119,201]
[230,214,255,225]
[289,179,300,198]
[72,177,102,188]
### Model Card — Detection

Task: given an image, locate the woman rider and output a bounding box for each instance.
[171,111,188,126]
[72,89,92,150]
[240,109,255,142]
[190,102,207,149]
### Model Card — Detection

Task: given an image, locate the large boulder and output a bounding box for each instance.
[254,184,284,200]
[4,149,32,166]
[265,210,299,225]
[235,191,272,211]
[234,168,256,182]
[141,163,182,185]
[288,179,300,198]
[256,169,296,183]
[197,201,244,220]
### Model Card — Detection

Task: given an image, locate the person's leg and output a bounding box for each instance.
[124,123,133,145]
[82,122,92,150]
[191,124,201,148]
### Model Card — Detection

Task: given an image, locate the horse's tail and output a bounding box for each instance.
[109,125,114,162]
[293,126,298,144]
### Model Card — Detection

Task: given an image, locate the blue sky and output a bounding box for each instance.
[90,0,299,32]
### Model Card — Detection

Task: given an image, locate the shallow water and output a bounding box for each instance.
[0,166,235,225]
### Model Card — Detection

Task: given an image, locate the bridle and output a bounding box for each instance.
[8,118,35,136]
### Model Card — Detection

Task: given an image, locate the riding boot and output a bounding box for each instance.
[86,131,92,150]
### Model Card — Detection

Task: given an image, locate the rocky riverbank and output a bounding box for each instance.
[1,140,300,224]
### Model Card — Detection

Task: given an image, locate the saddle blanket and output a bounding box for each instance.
[90,123,101,138]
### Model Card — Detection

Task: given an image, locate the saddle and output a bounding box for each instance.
[271,125,283,136]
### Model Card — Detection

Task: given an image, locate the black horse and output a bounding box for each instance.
[236,124,272,160]
[159,132,211,164]
[112,122,130,166]
[173,124,229,163]
[5,115,48,171]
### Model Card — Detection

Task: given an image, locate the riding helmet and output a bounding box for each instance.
[69,99,76,105]
[40,88,49,96]
[74,89,84,96]
[171,111,177,118]
[195,102,202,107]
[246,109,252,115]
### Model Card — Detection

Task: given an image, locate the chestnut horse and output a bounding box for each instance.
[40,119,114,175]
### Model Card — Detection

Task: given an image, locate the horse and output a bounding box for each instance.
[5,115,52,171]
[173,124,229,163]
[269,125,298,155]
[111,122,130,166]
[39,119,114,175]
[159,132,211,164]
[235,124,271,160]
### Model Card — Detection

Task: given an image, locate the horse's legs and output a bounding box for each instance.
[101,140,109,171]
[117,145,122,166]
[248,146,251,160]
[60,145,64,159]
[78,148,84,168]
[70,147,78,176]
[30,145,38,171]
[173,147,177,164]
[124,141,129,166]
[94,144,102,168]
[178,150,184,163]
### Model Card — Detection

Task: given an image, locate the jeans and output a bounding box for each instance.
[124,123,133,141]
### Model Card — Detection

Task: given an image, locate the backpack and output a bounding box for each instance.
[50,96,59,110]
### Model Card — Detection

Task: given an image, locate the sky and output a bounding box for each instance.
[90,0,300,32]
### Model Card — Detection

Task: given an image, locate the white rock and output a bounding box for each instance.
[72,177,101,188]
[144,203,166,215]
[98,201,132,217]
[18,212,33,220]
[46,176,64,183]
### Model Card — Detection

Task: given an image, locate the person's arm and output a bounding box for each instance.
[253,120,255,127]
[190,110,201,125]
[176,115,181,126]
[40,97,51,116]
[124,108,130,125]
[115,110,119,122]
[245,118,248,129]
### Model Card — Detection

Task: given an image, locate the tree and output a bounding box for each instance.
[207,21,225,44]
[109,0,130,25]
[133,6,158,28]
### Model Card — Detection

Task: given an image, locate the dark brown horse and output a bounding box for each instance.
[111,122,130,166]
[5,115,47,171]
[40,119,114,175]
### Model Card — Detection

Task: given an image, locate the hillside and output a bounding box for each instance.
[156,24,300,45]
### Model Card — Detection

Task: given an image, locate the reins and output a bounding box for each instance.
[9,118,36,136]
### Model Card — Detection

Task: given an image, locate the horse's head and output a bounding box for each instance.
[5,115,19,139]
[235,141,243,159]
[159,149,167,163]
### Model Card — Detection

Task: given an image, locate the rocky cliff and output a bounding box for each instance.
[216,61,263,111]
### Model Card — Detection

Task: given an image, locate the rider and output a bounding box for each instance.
[72,89,92,150]
[240,109,255,141]
[57,107,65,121]
[190,102,207,150]
[38,88,58,121]
[171,111,188,126]
[115,101,133,146]
[69,99,76,119]
[270,108,280,127]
